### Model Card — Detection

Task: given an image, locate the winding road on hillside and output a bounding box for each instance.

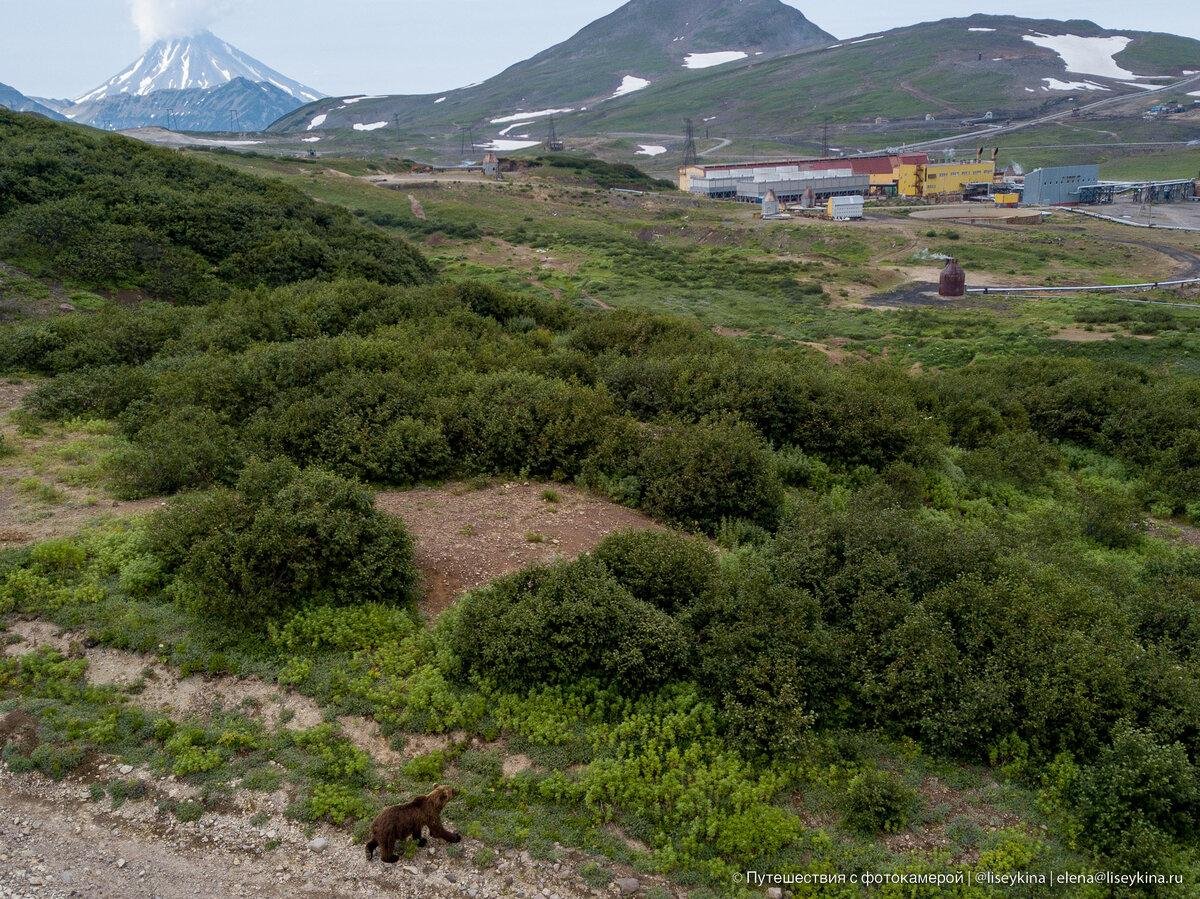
[889,72,1200,153]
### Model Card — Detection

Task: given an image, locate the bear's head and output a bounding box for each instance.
[428,784,457,811]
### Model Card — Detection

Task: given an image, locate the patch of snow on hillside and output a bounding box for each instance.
[683,51,748,69]
[1022,33,1138,80]
[1189,90,1200,97]
[342,95,384,104]
[490,108,574,124]
[307,113,327,131]
[435,96,447,103]
[302,137,320,142]
[611,76,651,99]
[968,27,996,32]
[636,145,667,157]
[1184,70,1198,75]
[475,139,541,151]
[1024,87,1036,92]
[353,121,389,131]
[1041,78,1110,92]
[851,36,882,44]
[498,121,532,136]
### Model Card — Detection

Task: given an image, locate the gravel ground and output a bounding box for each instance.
[0,763,638,899]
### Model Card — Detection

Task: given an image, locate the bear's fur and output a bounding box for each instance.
[365,784,461,863]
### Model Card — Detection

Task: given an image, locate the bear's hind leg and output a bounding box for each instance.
[366,838,378,860]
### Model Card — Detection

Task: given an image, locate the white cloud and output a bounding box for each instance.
[129,0,240,44]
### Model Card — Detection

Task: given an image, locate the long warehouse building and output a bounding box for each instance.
[679,153,929,200]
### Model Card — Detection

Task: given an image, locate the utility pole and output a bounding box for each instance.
[682,118,698,167]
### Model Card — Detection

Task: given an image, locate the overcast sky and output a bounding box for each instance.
[3,0,1197,100]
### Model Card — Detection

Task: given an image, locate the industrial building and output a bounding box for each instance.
[1021,165,1099,206]
[826,195,864,220]
[897,159,997,198]
[678,153,927,201]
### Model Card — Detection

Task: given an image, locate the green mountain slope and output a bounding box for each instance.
[568,14,1200,135]
[270,0,832,134]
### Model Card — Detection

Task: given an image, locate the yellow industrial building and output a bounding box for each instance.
[898,160,996,198]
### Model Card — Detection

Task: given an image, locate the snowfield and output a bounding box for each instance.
[683,51,748,69]
[301,137,320,142]
[342,96,384,105]
[306,113,327,131]
[968,27,996,32]
[434,96,447,103]
[489,108,574,124]
[1022,33,1139,80]
[611,76,651,99]
[353,121,388,131]
[475,139,541,151]
[636,145,667,157]
[1041,78,1111,91]
[498,122,533,136]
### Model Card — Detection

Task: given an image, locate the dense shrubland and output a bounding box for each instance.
[0,110,431,300]
[3,113,1200,891]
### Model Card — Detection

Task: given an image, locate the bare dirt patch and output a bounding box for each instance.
[1051,327,1116,342]
[376,481,664,615]
[882,775,1023,864]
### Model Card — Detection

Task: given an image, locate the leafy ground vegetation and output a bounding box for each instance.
[2,113,1200,895]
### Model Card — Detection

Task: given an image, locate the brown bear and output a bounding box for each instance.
[365,784,462,863]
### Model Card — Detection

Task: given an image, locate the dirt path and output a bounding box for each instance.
[377,481,664,615]
[1,619,666,898]
[0,765,611,899]
[2,620,424,768]
[897,80,961,115]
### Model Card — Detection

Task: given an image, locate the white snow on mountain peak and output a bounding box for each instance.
[74,31,323,104]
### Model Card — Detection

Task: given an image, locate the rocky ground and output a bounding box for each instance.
[0,762,642,898]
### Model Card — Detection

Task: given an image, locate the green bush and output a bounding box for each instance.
[149,458,418,627]
[633,417,784,533]
[453,558,688,692]
[843,767,917,834]
[592,529,718,613]
[116,405,242,497]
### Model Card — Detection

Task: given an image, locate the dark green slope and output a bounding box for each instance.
[270,0,832,134]
[0,110,431,302]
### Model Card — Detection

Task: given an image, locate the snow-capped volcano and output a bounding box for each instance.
[75,31,322,104]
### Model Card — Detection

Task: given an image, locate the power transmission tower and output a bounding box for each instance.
[545,117,564,151]
[681,118,698,167]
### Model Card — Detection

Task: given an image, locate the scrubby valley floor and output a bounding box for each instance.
[4,111,1200,897]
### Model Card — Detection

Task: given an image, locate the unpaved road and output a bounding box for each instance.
[0,764,608,899]
[1,620,669,898]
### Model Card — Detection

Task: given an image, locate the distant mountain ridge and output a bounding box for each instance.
[0,83,66,120]
[75,31,322,105]
[271,0,833,134]
[69,77,304,133]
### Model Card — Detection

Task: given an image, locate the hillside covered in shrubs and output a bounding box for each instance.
[0,110,431,302]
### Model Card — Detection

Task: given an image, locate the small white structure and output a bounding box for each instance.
[762,189,780,218]
[826,195,864,221]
